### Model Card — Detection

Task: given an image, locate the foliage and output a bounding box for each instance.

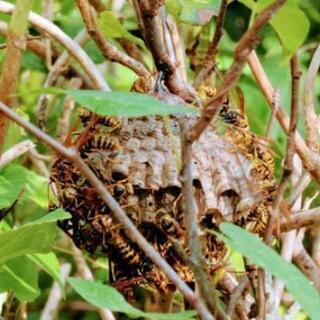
[0,0,319,319]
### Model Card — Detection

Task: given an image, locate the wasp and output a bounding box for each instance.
[79,108,121,129]
[82,135,120,153]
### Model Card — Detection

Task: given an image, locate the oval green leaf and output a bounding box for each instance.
[66,90,199,117]
[69,278,197,320]
[220,222,320,320]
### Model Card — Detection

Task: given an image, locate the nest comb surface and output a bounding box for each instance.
[50,113,270,293]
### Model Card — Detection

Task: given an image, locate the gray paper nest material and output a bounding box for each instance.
[109,115,262,219]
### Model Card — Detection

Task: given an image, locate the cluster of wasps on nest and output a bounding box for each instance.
[219,104,276,234]
[49,85,276,301]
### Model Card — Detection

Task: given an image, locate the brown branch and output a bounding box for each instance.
[293,240,320,291]
[0,101,214,320]
[189,0,286,142]
[265,88,280,137]
[304,44,320,151]
[180,129,223,319]
[194,0,228,89]
[76,0,150,77]
[134,1,197,102]
[264,54,301,245]
[278,207,320,233]
[0,0,33,153]
[226,274,249,318]
[88,0,106,12]
[247,51,320,184]
[257,269,266,319]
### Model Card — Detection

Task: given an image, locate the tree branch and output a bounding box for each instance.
[76,0,150,77]
[247,50,320,184]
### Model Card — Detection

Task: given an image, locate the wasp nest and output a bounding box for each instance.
[50,107,275,295]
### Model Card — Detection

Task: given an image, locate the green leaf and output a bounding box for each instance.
[0,164,48,208]
[69,278,196,320]
[167,0,221,25]
[66,90,198,117]
[28,252,65,294]
[0,256,40,302]
[98,11,146,50]
[27,209,71,225]
[240,0,309,63]
[0,223,58,266]
[220,222,320,320]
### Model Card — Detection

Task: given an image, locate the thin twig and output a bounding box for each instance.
[226,274,249,318]
[57,77,83,141]
[36,29,90,129]
[189,0,286,142]
[247,50,320,184]
[265,88,280,137]
[77,0,150,77]
[181,125,226,319]
[194,0,228,89]
[0,101,214,320]
[264,54,301,245]
[0,140,35,169]
[71,243,115,320]
[40,263,72,320]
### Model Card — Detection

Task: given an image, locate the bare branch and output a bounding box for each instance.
[304,44,320,151]
[247,51,320,184]
[0,140,35,169]
[181,126,225,319]
[0,101,214,320]
[278,207,320,233]
[134,0,197,102]
[226,275,249,318]
[76,0,150,77]
[264,54,301,245]
[189,0,286,141]
[194,0,228,89]
[40,263,72,320]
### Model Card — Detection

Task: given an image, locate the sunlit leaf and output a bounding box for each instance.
[69,278,197,320]
[239,0,309,63]
[167,0,221,25]
[0,256,40,302]
[0,164,48,208]
[220,222,320,320]
[0,210,70,266]
[66,90,198,117]
[28,252,65,294]
[98,11,146,49]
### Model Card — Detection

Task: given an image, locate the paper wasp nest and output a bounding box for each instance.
[50,108,275,295]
